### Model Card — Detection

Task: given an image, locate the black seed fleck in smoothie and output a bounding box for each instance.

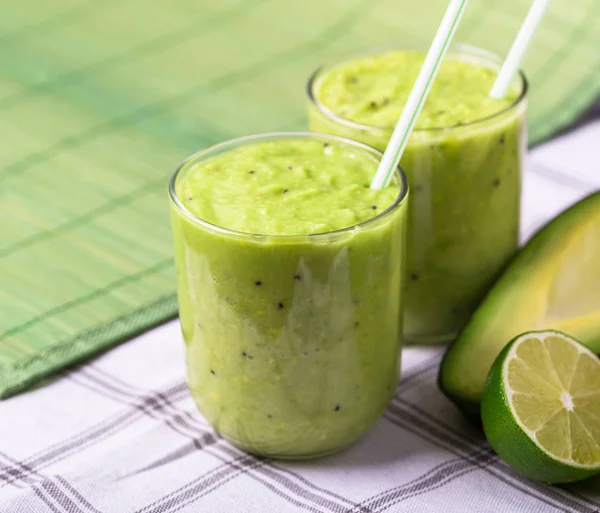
[249,170,255,174]
[354,321,360,328]
[283,189,288,194]
[242,351,254,360]
[278,302,285,310]
[349,77,358,84]
[499,133,506,144]
[323,142,329,147]
[371,205,377,210]
[287,165,292,170]
[188,196,193,201]
[334,404,341,412]
[255,280,262,286]
[294,274,302,280]
[493,178,501,187]
[369,101,377,108]
[210,369,216,375]
[411,273,420,281]
[267,414,272,419]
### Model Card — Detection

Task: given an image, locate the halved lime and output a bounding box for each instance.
[481,330,600,483]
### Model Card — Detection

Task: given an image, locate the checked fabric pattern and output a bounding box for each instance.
[0,321,599,513]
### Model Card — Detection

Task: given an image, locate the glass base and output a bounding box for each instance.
[211,395,395,461]
[223,434,363,461]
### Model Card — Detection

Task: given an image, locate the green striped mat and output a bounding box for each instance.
[1,0,599,399]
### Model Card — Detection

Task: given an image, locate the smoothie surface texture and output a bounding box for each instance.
[314,50,519,129]
[177,139,401,236]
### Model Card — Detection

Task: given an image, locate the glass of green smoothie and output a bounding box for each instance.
[307,44,528,345]
[169,132,409,459]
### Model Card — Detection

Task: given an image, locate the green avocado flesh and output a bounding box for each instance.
[439,191,600,417]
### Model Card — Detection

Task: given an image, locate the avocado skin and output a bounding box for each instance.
[438,191,600,419]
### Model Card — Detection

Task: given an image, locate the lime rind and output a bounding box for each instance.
[503,330,600,470]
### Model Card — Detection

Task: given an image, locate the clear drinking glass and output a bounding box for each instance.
[169,132,409,458]
[307,45,528,344]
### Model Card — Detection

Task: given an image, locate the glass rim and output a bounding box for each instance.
[169,131,409,241]
[306,43,529,133]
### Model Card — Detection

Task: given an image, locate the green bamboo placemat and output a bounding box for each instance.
[1,0,599,398]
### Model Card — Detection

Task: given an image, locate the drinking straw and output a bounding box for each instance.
[370,0,469,190]
[489,0,551,99]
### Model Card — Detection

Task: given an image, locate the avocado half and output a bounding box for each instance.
[439,191,600,418]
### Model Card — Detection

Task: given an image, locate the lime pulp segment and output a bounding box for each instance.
[505,331,600,468]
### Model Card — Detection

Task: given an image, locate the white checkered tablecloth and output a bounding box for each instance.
[1,118,599,513]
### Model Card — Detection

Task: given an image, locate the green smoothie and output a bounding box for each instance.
[170,134,408,458]
[308,46,527,343]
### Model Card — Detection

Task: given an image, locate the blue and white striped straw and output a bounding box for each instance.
[370,0,469,190]
[490,0,551,99]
